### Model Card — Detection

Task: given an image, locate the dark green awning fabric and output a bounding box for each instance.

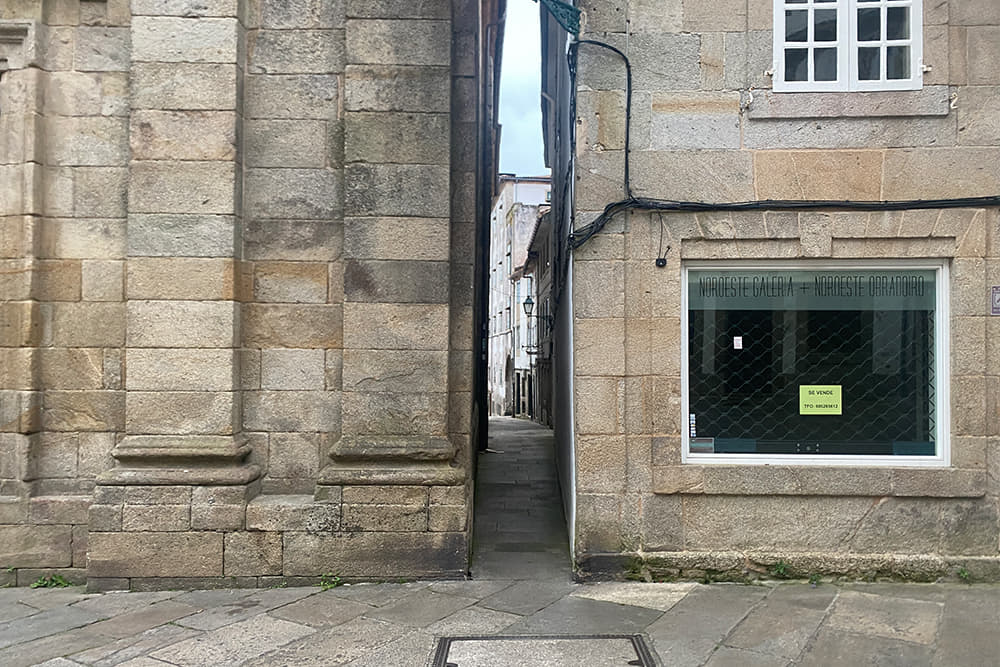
[537,0,581,36]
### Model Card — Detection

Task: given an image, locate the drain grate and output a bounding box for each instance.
[431,634,659,666]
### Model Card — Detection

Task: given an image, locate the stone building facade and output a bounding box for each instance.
[552,0,1000,579]
[0,0,493,589]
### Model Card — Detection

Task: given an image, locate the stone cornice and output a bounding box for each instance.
[0,21,35,72]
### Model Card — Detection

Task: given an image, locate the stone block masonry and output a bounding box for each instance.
[567,0,1000,581]
[1,0,481,588]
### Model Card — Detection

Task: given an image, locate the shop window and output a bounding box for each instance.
[682,262,948,465]
[773,0,923,92]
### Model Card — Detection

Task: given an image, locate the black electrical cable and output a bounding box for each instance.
[569,195,1000,250]
[562,36,1000,253]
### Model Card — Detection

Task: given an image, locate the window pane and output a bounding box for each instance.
[858,47,880,80]
[857,8,881,41]
[786,0,808,3]
[815,47,838,80]
[785,48,809,81]
[887,7,910,40]
[887,45,910,79]
[815,0,836,3]
[687,269,938,457]
[785,10,808,41]
[814,9,838,41]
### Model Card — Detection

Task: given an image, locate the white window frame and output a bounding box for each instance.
[773,0,923,92]
[680,259,950,468]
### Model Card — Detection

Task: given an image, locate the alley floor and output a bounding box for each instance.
[0,418,997,666]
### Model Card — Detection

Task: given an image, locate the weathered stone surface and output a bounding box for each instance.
[27,494,90,524]
[88,532,223,577]
[128,214,235,257]
[344,164,449,217]
[0,525,71,567]
[266,432,323,478]
[748,87,951,119]
[754,150,884,200]
[224,532,282,576]
[245,218,342,261]
[342,218,449,262]
[342,350,447,393]
[574,376,623,435]
[631,150,754,202]
[245,74,339,119]
[343,259,448,304]
[131,17,238,63]
[283,531,465,576]
[345,112,449,164]
[244,391,340,432]
[883,148,1000,199]
[125,391,235,435]
[81,260,123,301]
[745,115,956,150]
[576,435,626,494]
[574,319,625,376]
[126,349,236,391]
[127,301,237,348]
[122,504,190,531]
[260,0,345,29]
[127,258,235,300]
[252,261,329,303]
[26,432,78,479]
[260,349,326,390]
[244,168,341,220]
[131,0,239,17]
[249,29,344,74]
[46,302,126,347]
[130,111,237,161]
[245,120,330,168]
[344,65,450,112]
[37,348,104,390]
[131,63,238,110]
[648,93,741,150]
[75,27,130,71]
[243,304,342,348]
[42,390,124,432]
[341,391,447,435]
[682,496,873,551]
[346,19,449,66]
[342,503,427,531]
[343,303,447,350]
[967,27,1000,85]
[42,116,129,167]
[247,494,340,532]
[129,161,236,215]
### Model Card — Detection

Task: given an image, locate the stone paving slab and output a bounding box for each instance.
[0,578,998,666]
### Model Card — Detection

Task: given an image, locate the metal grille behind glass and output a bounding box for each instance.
[687,269,936,456]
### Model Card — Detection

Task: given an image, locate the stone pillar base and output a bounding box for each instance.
[100,435,260,486]
[320,435,464,486]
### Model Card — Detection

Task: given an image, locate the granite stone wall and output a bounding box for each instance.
[0,0,480,589]
[571,0,1000,580]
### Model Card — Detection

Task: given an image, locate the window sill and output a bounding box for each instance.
[747,85,950,119]
[653,465,986,498]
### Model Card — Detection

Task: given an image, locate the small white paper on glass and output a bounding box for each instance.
[733,336,743,350]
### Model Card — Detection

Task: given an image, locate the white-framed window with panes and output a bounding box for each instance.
[773,0,923,92]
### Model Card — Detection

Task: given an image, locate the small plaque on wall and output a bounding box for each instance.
[992,286,1000,316]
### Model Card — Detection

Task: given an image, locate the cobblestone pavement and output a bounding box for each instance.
[1,418,997,666]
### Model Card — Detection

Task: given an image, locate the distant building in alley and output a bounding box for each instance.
[487,174,550,417]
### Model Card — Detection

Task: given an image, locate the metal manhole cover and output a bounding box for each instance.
[431,634,659,666]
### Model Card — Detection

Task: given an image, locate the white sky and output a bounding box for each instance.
[498,0,549,177]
